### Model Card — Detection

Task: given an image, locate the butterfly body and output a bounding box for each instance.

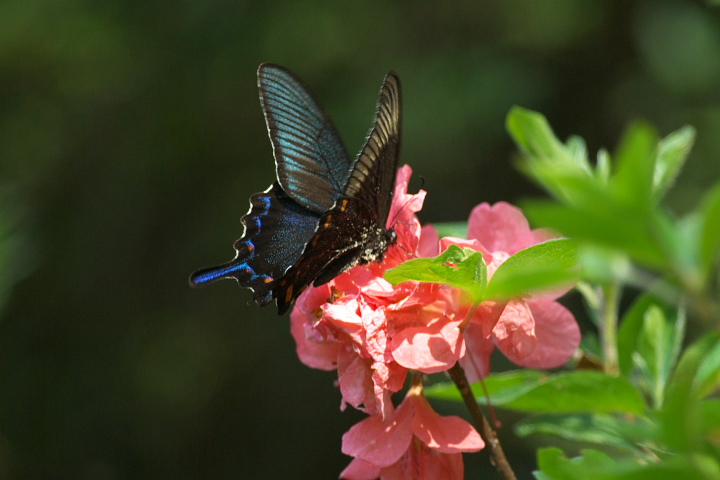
[190,64,402,315]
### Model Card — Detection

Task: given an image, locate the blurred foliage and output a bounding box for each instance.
[1,0,720,479]
[425,106,720,479]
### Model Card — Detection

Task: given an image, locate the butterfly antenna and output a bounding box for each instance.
[388,191,419,228]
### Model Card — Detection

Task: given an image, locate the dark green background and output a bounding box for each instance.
[1,0,719,478]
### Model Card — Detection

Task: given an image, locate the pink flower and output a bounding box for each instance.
[340,384,484,480]
[448,202,581,381]
[291,165,437,417]
[288,170,581,479]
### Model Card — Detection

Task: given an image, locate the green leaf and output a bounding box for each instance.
[699,399,720,438]
[633,304,686,409]
[675,212,702,276]
[538,448,714,480]
[596,148,611,183]
[516,413,640,453]
[507,107,594,204]
[384,244,487,301]
[617,294,685,408]
[433,221,467,239]
[425,369,542,404]
[618,293,669,376]
[695,341,720,399]
[523,201,669,270]
[661,333,720,452]
[653,125,695,200]
[574,281,602,326]
[507,106,573,163]
[485,239,579,300]
[698,182,720,283]
[610,121,657,212]
[565,135,591,171]
[537,448,615,480]
[426,370,645,414]
[493,371,645,414]
[577,246,633,286]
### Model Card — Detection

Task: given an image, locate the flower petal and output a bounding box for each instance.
[337,348,375,413]
[458,322,495,382]
[340,458,381,480]
[391,318,465,374]
[511,299,580,368]
[509,227,557,254]
[410,394,484,453]
[493,300,537,363]
[380,442,465,480]
[290,286,342,370]
[467,202,532,253]
[389,165,426,228]
[418,224,439,258]
[342,399,415,467]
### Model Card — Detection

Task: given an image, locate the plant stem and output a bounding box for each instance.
[447,362,517,480]
[600,283,620,376]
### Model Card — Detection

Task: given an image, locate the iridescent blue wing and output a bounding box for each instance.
[258,63,352,213]
[189,182,320,305]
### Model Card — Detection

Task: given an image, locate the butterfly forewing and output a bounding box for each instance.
[258,64,353,213]
[344,71,401,227]
[271,72,402,314]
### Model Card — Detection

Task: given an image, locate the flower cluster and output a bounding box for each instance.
[290,165,581,479]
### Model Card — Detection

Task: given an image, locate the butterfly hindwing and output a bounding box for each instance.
[272,197,374,314]
[258,64,353,213]
[189,182,320,305]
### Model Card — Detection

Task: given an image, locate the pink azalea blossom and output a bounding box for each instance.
[340,383,484,480]
[451,202,581,381]
[290,165,436,417]
[288,168,581,478]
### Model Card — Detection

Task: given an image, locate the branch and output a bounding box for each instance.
[447,362,518,480]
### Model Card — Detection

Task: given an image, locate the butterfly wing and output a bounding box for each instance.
[343,71,401,226]
[189,182,320,305]
[258,64,353,213]
[272,71,402,315]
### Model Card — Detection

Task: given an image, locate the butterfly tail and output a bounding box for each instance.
[189,261,251,287]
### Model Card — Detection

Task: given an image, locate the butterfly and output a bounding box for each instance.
[190,63,402,315]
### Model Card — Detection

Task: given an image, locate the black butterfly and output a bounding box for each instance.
[190,64,401,315]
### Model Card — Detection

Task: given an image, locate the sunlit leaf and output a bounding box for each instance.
[384,244,487,301]
[578,245,633,286]
[596,148,611,183]
[427,370,644,414]
[618,294,685,390]
[610,121,657,212]
[507,107,594,203]
[653,125,695,200]
[633,304,685,409]
[485,238,579,299]
[523,201,669,270]
[506,106,573,163]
